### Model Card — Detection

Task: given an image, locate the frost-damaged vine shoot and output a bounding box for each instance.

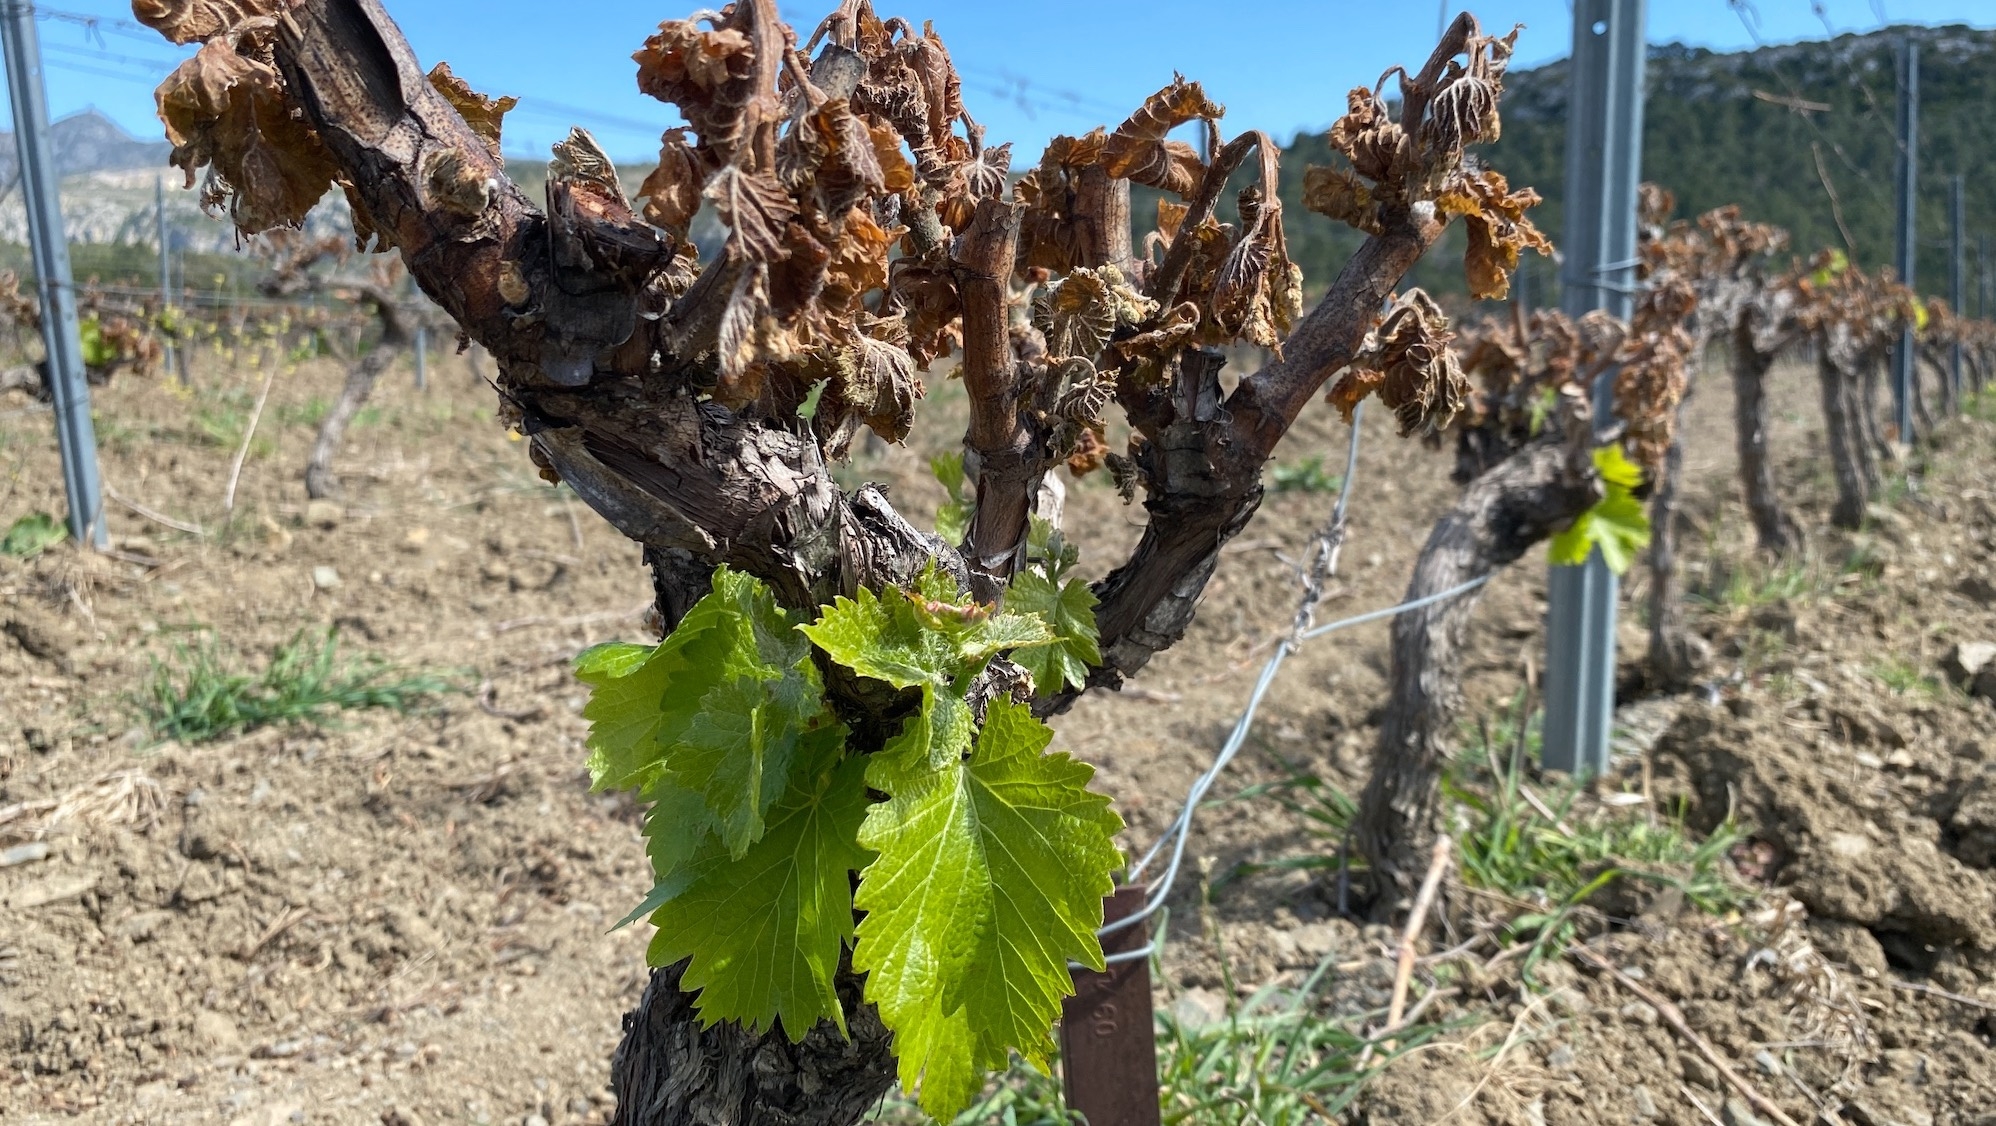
[135,0,1580,1118]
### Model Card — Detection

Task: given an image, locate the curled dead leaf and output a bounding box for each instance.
[1334,289,1469,436]
[428,63,517,162]
[1101,75,1222,195]
[132,0,289,45]
[1327,87,1405,186]
[1301,165,1381,235]
[634,17,758,159]
[155,31,340,234]
[705,166,802,264]
[1445,169,1550,301]
[638,128,704,237]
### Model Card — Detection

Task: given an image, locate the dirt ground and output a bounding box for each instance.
[3,337,1994,1125]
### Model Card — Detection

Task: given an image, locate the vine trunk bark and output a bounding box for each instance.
[1354,431,1598,904]
[1818,334,1871,531]
[610,960,898,1126]
[1729,322,1801,556]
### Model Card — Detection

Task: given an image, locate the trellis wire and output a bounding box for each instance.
[1084,405,1494,967]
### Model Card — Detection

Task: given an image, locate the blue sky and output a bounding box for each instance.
[15,0,1995,164]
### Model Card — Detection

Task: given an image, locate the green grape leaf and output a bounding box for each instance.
[643,726,872,1040]
[931,452,973,545]
[1591,443,1644,490]
[1026,515,1080,579]
[1002,569,1101,693]
[577,567,825,856]
[614,782,724,929]
[677,670,822,858]
[1548,446,1651,575]
[802,578,1051,690]
[801,584,959,689]
[854,699,1124,1120]
[878,685,976,775]
[78,317,115,369]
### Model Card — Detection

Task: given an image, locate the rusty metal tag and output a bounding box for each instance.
[1059,885,1161,1126]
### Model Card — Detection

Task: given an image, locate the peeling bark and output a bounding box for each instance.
[610,960,896,1126]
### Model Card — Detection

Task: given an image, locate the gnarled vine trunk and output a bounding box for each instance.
[610,961,897,1126]
[1729,316,1801,556]
[1818,329,1872,530]
[304,291,409,499]
[1355,428,1598,902]
[139,0,1523,1118]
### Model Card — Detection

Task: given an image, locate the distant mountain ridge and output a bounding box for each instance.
[10,26,1995,308]
[1277,22,1996,304]
[0,110,169,183]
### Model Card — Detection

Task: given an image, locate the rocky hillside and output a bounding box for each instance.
[0,110,167,183]
[1279,22,1996,303]
[13,25,1995,295]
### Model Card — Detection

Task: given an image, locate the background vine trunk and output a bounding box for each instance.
[1355,431,1598,903]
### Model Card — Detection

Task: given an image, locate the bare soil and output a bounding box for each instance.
[2,346,1992,1125]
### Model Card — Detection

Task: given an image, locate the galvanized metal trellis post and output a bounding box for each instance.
[1542,0,1646,777]
[1950,173,1964,406]
[1981,234,1992,322]
[1892,38,1918,444]
[2,0,106,548]
[156,174,180,382]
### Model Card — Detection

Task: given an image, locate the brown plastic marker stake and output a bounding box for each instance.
[1060,885,1161,1126]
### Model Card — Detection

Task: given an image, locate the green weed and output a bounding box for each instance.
[139,628,453,744]
[1270,456,1343,495]
[866,926,1450,1125]
[1449,704,1749,976]
[1869,656,1938,697]
[1689,556,1818,612]
[2,511,66,558]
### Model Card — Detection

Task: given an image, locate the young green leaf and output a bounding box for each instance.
[802,578,1051,690]
[643,726,873,1040]
[853,698,1124,1120]
[1002,569,1102,693]
[931,452,974,545]
[800,584,961,689]
[576,633,726,794]
[577,567,826,855]
[878,685,977,775]
[1549,446,1651,575]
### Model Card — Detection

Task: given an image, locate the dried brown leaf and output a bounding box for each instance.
[638,128,704,236]
[1301,164,1381,235]
[1101,75,1223,193]
[1326,86,1404,185]
[155,33,340,234]
[1336,289,1469,435]
[132,0,289,45]
[634,19,758,159]
[705,165,802,263]
[867,121,917,193]
[427,62,517,162]
[1448,169,1550,301]
[823,207,903,312]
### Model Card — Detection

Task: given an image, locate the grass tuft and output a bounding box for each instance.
[1868,655,1939,697]
[139,627,453,744]
[1448,703,1750,976]
[1270,456,1344,494]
